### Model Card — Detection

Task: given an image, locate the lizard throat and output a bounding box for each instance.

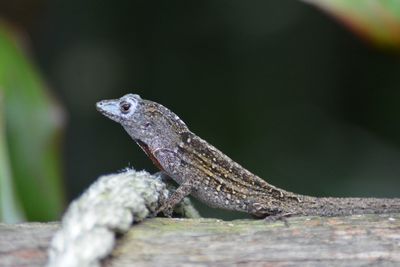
[135,140,165,171]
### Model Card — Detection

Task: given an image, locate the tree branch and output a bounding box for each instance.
[1,214,399,266]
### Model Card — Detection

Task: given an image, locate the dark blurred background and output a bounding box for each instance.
[1,0,400,220]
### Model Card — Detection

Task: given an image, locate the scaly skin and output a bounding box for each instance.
[96,94,400,218]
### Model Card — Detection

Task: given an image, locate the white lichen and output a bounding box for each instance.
[47,168,168,267]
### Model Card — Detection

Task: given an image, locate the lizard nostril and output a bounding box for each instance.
[96,102,104,111]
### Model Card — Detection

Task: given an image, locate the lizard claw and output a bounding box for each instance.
[155,204,174,217]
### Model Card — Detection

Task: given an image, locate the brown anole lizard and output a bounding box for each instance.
[96,94,400,218]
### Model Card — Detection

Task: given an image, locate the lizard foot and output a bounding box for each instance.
[154,204,174,217]
[263,212,297,227]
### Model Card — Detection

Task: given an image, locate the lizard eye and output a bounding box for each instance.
[120,102,131,113]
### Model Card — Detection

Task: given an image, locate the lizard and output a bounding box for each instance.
[96,93,400,218]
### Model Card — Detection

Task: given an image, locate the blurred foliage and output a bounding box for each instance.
[0,21,65,222]
[0,88,23,222]
[302,0,400,48]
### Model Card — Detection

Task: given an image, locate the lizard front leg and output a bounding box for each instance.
[156,179,196,217]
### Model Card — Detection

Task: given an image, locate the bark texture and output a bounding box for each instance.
[1,214,400,267]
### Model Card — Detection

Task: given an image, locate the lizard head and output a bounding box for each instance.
[96,93,142,124]
[96,93,188,149]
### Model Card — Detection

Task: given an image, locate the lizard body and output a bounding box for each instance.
[96,94,400,218]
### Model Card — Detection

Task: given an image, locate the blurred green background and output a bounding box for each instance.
[1,0,400,222]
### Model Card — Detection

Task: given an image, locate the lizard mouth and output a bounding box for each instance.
[96,101,122,123]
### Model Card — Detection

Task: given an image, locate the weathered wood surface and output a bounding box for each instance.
[0,222,58,267]
[1,214,400,267]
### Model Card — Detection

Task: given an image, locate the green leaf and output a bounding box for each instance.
[302,0,400,48]
[0,91,24,222]
[0,21,65,222]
